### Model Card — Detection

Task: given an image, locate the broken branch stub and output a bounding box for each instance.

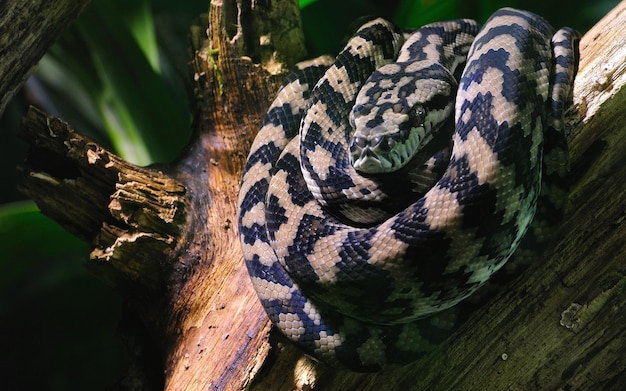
[17,107,189,290]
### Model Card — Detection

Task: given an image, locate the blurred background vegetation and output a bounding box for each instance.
[0,0,619,388]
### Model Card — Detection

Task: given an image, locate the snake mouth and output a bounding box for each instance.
[350,125,429,174]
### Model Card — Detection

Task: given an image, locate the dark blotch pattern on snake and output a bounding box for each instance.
[238,8,579,371]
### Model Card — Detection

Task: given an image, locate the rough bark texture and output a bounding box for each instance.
[13,0,626,389]
[0,0,91,115]
[18,0,302,389]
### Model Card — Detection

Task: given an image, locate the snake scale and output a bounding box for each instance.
[238,8,580,371]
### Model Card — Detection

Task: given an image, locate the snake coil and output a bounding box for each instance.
[238,8,579,371]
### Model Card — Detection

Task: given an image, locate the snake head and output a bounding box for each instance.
[349,61,457,174]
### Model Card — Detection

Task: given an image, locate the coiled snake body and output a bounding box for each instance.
[238,8,579,371]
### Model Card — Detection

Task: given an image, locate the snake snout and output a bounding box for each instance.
[350,128,406,174]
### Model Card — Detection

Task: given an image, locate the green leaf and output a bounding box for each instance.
[120,0,161,73]
[0,201,125,390]
[75,1,190,165]
[0,201,88,289]
[299,0,319,8]
[36,0,192,166]
[394,0,462,28]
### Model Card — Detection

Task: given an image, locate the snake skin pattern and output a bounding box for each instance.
[238,8,580,371]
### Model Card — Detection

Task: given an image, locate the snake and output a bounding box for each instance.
[237,8,579,371]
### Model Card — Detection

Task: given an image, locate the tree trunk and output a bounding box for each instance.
[0,0,90,115]
[14,0,626,389]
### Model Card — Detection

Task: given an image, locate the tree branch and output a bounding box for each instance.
[0,0,90,115]
[17,0,303,388]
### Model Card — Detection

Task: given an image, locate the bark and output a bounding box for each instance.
[0,0,91,115]
[14,0,626,389]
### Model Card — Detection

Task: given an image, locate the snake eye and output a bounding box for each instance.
[409,105,427,128]
[351,136,368,151]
